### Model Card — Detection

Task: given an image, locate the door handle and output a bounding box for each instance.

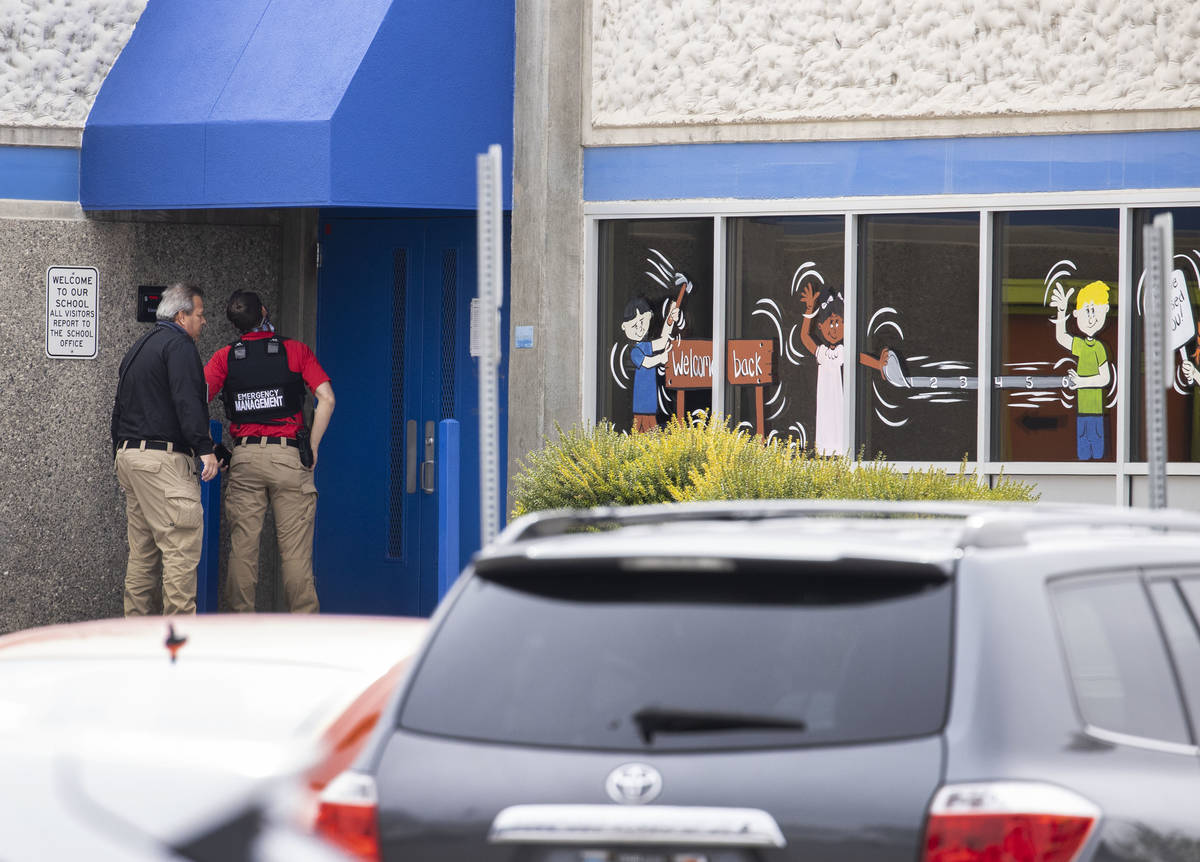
[406,420,418,494]
[405,422,420,497]
[421,420,436,494]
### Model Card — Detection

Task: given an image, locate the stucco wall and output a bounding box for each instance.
[590,0,1200,141]
[0,0,146,128]
[0,215,280,634]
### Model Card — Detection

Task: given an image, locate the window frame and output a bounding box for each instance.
[1145,570,1200,745]
[856,211,983,462]
[989,208,1122,465]
[1047,568,1198,754]
[585,190,1200,495]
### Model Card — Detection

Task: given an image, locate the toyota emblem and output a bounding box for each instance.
[605,762,663,805]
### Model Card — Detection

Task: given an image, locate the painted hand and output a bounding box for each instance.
[1050,283,1073,317]
[799,283,818,313]
[1067,369,1080,389]
[1184,359,1196,385]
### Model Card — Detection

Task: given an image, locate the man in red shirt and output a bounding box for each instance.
[205,290,335,612]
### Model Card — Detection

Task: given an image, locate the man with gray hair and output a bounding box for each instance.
[111,283,219,615]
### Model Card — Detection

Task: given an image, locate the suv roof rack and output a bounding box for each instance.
[494,500,1200,551]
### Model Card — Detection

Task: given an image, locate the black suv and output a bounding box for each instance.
[315,501,1200,862]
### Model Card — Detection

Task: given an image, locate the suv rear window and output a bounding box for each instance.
[1051,575,1192,745]
[399,562,953,751]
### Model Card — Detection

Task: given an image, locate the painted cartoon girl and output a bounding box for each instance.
[799,284,888,456]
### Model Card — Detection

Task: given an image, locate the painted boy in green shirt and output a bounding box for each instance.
[1050,280,1112,460]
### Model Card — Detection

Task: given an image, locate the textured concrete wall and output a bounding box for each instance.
[508,0,587,502]
[590,0,1200,136]
[0,213,280,634]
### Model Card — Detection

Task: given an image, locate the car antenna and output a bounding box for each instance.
[165,623,187,663]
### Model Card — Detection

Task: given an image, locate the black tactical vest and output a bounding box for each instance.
[220,336,306,423]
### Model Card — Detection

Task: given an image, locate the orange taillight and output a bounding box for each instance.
[314,771,380,861]
[922,782,1099,862]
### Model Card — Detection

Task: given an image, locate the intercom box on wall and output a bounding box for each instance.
[137,286,164,322]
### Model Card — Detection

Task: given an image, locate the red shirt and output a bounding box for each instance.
[205,332,331,438]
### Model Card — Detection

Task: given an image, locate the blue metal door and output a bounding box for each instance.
[314,214,482,616]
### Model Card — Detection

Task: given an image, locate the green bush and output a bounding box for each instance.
[509,414,1038,518]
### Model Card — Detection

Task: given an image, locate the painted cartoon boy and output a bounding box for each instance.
[621,296,679,432]
[1051,280,1112,460]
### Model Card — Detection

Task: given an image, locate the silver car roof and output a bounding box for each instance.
[478,500,1200,573]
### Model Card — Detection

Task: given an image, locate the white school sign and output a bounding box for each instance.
[1168,268,1196,353]
[46,266,98,359]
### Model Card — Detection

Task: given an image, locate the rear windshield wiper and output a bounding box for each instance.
[631,707,807,744]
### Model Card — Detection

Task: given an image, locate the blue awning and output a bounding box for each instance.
[82,0,513,210]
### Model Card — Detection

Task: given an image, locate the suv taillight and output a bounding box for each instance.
[314,771,380,861]
[922,782,1100,862]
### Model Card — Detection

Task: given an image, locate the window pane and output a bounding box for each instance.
[991,210,1119,462]
[1129,208,1200,461]
[724,216,844,447]
[401,566,953,750]
[1181,578,1200,621]
[1148,579,1200,741]
[596,219,714,432]
[857,213,979,461]
[1051,575,1190,744]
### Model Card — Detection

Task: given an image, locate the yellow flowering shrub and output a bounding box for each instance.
[509,414,1038,518]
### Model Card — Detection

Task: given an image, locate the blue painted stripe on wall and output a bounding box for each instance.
[0,146,79,201]
[583,130,1200,202]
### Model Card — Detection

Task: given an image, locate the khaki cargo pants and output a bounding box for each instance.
[225,439,320,613]
[115,446,203,615]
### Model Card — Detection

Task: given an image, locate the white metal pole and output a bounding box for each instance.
[1142,212,1173,509]
[477,144,503,544]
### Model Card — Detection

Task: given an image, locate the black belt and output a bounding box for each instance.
[118,440,196,457]
[235,436,298,448]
